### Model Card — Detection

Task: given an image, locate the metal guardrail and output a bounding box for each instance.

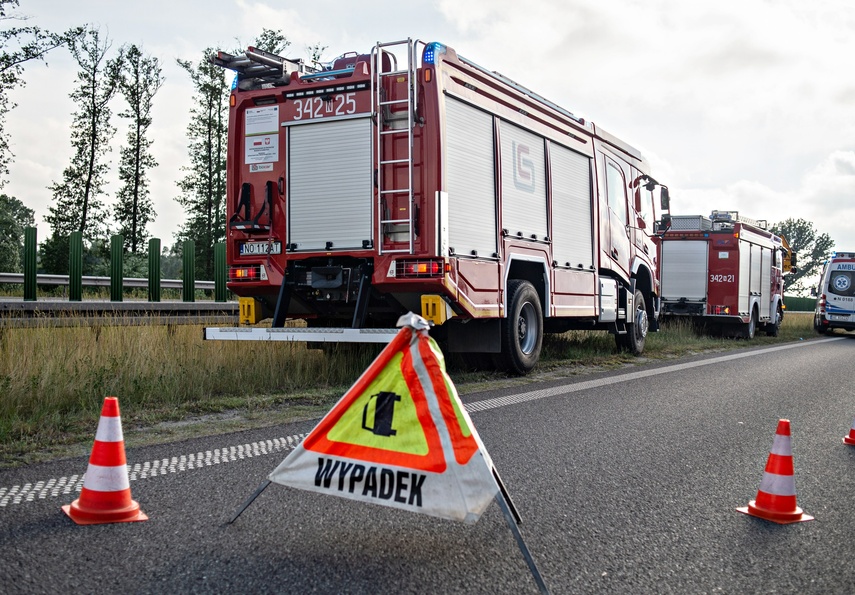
[0,273,214,291]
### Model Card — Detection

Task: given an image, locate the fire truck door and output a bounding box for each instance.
[603,159,631,278]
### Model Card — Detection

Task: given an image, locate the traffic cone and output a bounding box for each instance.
[737,419,813,524]
[62,397,148,525]
[843,417,855,445]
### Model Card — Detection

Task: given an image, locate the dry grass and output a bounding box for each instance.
[0,312,819,467]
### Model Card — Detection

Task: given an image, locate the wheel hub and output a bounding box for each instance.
[636,308,649,338]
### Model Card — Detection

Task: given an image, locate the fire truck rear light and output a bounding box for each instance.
[396,259,445,278]
[229,264,267,282]
[711,305,731,315]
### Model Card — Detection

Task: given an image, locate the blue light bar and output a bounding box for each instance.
[423,42,446,65]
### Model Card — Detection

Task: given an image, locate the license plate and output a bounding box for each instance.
[239,241,281,256]
[830,314,852,321]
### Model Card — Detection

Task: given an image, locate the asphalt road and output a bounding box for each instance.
[2,335,855,594]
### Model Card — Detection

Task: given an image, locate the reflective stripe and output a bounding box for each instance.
[758,471,796,497]
[82,463,130,492]
[770,434,792,456]
[94,415,124,443]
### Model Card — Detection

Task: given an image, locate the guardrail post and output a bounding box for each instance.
[69,231,83,302]
[110,234,123,302]
[148,238,161,302]
[182,240,195,303]
[214,242,227,302]
[24,227,37,301]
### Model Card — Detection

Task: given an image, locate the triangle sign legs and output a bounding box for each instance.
[495,489,550,595]
[227,479,272,525]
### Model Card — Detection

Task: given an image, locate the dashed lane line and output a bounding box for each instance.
[0,434,306,508]
[1,337,842,508]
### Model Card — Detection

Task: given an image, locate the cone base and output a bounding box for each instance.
[62,499,148,525]
[843,434,855,446]
[737,501,814,524]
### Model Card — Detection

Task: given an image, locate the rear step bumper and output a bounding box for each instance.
[204,326,399,343]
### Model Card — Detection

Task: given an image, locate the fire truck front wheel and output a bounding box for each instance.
[494,280,543,375]
[616,288,648,355]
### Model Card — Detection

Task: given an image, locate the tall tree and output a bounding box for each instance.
[0,0,81,186]
[770,218,834,295]
[0,192,33,271]
[174,47,229,280]
[115,44,163,253]
[42,27,122,273]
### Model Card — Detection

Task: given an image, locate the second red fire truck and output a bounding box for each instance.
[658,210,795,338]
[205,39,672,374]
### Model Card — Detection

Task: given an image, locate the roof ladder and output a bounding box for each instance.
[372,39,419,255]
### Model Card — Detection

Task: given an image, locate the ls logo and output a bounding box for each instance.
[512,141,535,192]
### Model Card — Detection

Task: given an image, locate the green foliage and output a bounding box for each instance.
[770,218,834,295]
[43,27,122,273]
[0,192,33,271]
[252,28,290,54]
[0,1,82,185]
[115,44,163,254]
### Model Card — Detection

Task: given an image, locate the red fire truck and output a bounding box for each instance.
[205,39,671,374]
[659,210,794,338]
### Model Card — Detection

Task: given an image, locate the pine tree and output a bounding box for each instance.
[42,27,121,273]
[115,44,163,254]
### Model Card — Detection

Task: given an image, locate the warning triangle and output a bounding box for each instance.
[268,313,499,523]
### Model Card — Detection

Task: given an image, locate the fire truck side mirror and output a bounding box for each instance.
[659,186,670,211]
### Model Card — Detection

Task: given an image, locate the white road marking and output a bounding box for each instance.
[0,337,843,508]
[0,434,306,507]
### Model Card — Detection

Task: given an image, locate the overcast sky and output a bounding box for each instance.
[5,0,855,251]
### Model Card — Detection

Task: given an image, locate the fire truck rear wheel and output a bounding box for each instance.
[495,280,543,375]
[739,308,758,339]
[616,288,647,355]
[765,304,783,337]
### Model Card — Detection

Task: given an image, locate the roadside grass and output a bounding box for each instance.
[0,311,820,467]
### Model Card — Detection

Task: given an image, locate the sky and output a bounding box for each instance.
[4,0,855,253]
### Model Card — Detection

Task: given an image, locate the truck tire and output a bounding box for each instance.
[765,304,783,337]
[814,314,827,334]
[616,288,648,355]
[494,280,543,375]
[739,308,757,339]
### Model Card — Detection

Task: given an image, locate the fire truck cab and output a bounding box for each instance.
[206,39,671,374]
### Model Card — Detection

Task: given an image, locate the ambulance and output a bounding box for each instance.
[813,251,855,334]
